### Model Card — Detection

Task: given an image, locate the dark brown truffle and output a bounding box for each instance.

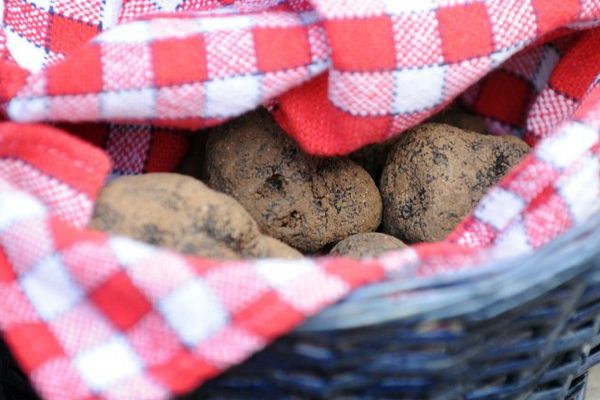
[205,108,383,252]
[380,123,529,243]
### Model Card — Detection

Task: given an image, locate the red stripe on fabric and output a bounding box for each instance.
[0,123,110,200]
[275,73,392,155]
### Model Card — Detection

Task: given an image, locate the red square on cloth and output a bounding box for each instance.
[47,44,103,95]
[533,0,580,33]
[437,3,494,63]
[90,271,152,330]
[48,14,99,55]
[152,37,208,86]
[549,31,600,100]
[474,70,532,126]
[0,62,29,101]
[324,259,384,287]
[4,323,65,372]
[327,17,396,71]
[276,73,392,155]
[234,291,304,338]
[254,26,312,72]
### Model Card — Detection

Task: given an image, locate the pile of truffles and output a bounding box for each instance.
[91,107,529,259]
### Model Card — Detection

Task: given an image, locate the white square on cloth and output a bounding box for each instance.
[492,220,533,258]
[27,0,51,10]
[21,254,84,321]
[204,75,261,118]
[558,155,600,224]
[158,279,228,346]
[96,21,151,44]
[6,28,47,73]
[109,237,157,268]
[254,259,316,290]
[0,191,47,230]
[474,187,526,230]
[536,122,599,169]
[392,65,447,114]
[74,336,142,391]
[101,89,155,120]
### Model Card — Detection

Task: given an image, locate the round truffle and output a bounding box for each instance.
[247,236,303,259]
[90,173,263,259]
[380,123,529,243]
[205,109,382,252]
[330,232,407,258]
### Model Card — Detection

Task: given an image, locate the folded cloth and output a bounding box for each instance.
[0,1,598,399]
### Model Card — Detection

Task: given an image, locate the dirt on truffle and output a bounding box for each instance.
[330,232,407,258]
[90,173,267,259]
[380,123,530,243]
[204,108,383,252]
[246,236,304,259]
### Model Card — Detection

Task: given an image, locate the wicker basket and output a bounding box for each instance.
[2,216,599,400]
[185,210,600,399]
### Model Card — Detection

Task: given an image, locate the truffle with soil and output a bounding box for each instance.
[380,123,530,243]
[91,108,530,260]
[204,108,383,253]
[90,173,301,259]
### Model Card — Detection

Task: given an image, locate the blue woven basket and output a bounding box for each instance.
[2,213,600,399]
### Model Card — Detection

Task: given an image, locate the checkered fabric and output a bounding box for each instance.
[0,0,599,399]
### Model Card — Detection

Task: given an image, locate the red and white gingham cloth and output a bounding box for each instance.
[0,0,600,399]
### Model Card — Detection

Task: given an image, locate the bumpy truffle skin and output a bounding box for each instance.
[246,236,303,259]
[204,109,383,252]
[380,123,529,243]
[330,232,406,258]
[90,173,263,259]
